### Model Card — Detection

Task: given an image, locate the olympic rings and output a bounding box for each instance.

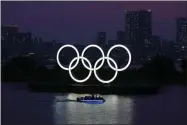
[81,44,105,71]
[56,44,132,84]
[107,44,131,71]
[56,44,80,70]
[94,57,118,84]
[69,57,92,83]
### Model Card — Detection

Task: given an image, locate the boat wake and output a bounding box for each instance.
[56,99,78,102]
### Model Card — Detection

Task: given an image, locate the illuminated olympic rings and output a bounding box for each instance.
[56,44,131,84]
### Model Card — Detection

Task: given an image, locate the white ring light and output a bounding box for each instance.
[81,44,105,71]
[106,44,131,72]
[94,57,118,84]
[69,56,92,83]
[56,44,132,84]
[56,44,80,71]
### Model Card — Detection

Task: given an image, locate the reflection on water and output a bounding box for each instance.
[53,94,134,124]
[1,84,187,125]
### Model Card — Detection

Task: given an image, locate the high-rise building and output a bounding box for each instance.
[176,18,187,43]
[39,38,43,43]
[97,32,106,46]
[176,18,187,59]
[108,40,117,46]
[33,37,38,44]
[17,32,32,44]
[117,31,125,44]
[151,35,162,56]
[125,10,152,63]
[1,25,19,43]
[125,10,152,47]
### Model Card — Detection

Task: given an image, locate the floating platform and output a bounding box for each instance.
[77,96,105,104]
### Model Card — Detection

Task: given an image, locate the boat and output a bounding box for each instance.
[77,95,105,104]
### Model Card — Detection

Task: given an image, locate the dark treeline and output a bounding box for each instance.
[1,55,186,86]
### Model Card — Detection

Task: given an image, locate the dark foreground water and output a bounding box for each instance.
[1,83,187,125]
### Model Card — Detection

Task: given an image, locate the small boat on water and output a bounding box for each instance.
[77,95,105,104]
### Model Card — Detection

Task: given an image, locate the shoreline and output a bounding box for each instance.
[27,82,161,95]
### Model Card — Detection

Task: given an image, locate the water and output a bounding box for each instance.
[1,83,187,125]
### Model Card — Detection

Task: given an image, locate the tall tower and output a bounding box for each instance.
[97,32,106,46]
[176,17,187,59]
[1,24,19,44]
[176,18,187,43]
[125,10,152,63]
[117,30,125,44]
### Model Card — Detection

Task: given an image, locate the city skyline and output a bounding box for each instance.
[2,1,187,44]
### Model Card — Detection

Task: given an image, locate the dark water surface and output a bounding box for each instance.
[1,83,187,125]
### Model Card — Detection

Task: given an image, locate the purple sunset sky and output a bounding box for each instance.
[1,1,187,44]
